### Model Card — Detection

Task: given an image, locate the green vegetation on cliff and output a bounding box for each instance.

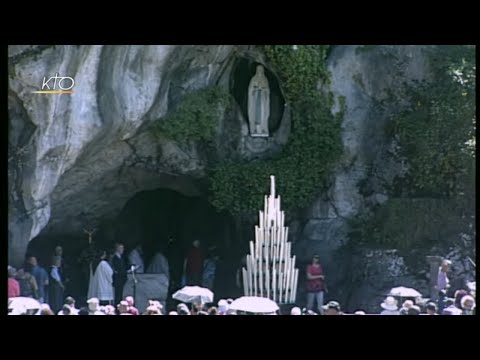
[354,45,476,249]
[210,45,343,215]
[151,86,230,143]
[391,45,475,198]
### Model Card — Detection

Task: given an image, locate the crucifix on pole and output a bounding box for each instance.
[84,228,97,277]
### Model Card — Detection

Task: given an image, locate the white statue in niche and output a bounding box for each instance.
[248,65,270,137]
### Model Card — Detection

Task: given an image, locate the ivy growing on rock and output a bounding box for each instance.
[151,86,230,144]
[210,45,343,216]
[392,45,475,198]
[351,45,475,249]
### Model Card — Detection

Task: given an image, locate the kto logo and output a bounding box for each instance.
[32,73,75,94]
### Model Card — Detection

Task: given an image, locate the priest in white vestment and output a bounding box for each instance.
[88,251,114,304]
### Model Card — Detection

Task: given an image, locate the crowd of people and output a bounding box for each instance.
[7,242,476,315]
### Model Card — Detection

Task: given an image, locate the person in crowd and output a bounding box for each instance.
[78,307,89,315]
[125,296,140,315]
[117,300,130,315]
[290,307,302,315]
[460,295,475,315]
[380,296,400,315]
[407,305,421,315]
[8,266,20,298]
[399,300,414,315]
[426,302,438,315]
[58,305,72,315]
[177,303,191,315]
[48,257,65,313]
[104,305,116,315]
[111,243,128,306]
[184,240,205,286]
[26,256,49,303]
[87,297,105,315]
[127,245,145,273]
[88,250,114,305]
[16,268,38,299]
[208,306,218,315]
[437,259,452,312]
[40,303,54,315]
[145,305,162,315]
[305,254,326,315]
[202,246,218,290]
[64,296,79,315]
[323,301,342,315]
[442,298,463,315]
[217,299,229,315]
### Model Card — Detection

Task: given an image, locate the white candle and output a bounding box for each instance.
[243,268,248,296]
[266,265,270,299]
[292,269,299,303]
[264,196,267,220]
[279,232,284,275]
[253,257,258,297]
[284,268,289,302]
[272,265,276,303]
[292,255,296,277]
[247,255,253,296]
[279,271,283,304]
[259,255,263,297]
[270,175,275,198]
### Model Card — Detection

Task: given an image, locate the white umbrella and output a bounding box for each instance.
[229,296,279,314]
[172,286,214,304]
[389,286,422,298]
[8,297,41,315]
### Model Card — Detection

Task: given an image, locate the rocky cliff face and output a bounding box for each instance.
[8,45,474,311]
[9,45,249,262]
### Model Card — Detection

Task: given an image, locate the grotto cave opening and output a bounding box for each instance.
[26,188,243,306]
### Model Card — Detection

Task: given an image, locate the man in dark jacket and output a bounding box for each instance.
[111,243,127,306]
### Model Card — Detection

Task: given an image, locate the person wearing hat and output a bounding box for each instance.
[290,307,302,315]
[87,297,105,315]
[460,295,475,315]
[177,303,191,315]
[380,296,399,315]
[399,300,414,315]
[323,301,341,315]
[218,299,229,315]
